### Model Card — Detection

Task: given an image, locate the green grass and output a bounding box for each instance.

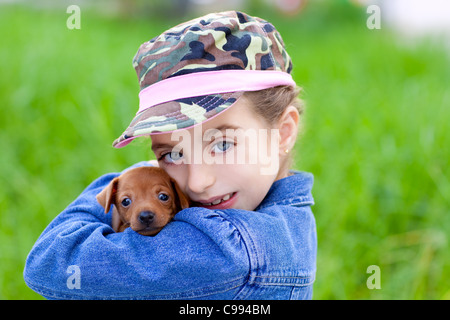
[1,3,449,299]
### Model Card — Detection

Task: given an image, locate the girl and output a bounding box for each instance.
[24,11,316,300]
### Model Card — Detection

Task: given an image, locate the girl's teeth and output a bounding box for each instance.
[205,193,233,206]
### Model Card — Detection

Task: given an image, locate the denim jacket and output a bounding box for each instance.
[24,162,317,300]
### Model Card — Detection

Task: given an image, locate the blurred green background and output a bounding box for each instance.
[0,0,449,299]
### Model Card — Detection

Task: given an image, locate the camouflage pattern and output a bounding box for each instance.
[113,11,293,148]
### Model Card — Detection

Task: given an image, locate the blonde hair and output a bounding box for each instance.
[244,85,304,174]
[243,85,303,125]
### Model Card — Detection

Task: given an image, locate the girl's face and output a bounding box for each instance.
[151,96,286,211]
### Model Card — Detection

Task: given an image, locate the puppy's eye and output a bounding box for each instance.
[121,198,132,208]
[158,193,169,202]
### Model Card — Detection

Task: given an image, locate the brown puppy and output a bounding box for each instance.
[96,166,189,236]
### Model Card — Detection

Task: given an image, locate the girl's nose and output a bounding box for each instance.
[186,164,215,194]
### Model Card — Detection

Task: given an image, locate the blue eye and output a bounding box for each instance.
[162,150,183,164]
[121,198,132,208]
[212,141,233,153]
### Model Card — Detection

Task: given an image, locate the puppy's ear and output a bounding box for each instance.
[111,207,125,233]
[96,177,119,213]
[170,178,190,211]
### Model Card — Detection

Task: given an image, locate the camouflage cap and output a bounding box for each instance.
[113,10,295,148]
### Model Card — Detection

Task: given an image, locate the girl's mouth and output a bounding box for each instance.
[194,192,237,210]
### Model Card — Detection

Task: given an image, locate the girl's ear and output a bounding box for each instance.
[276,105,300,155]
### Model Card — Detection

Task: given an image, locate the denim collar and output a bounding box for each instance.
[256,170,314,210]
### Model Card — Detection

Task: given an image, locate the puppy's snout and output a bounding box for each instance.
[138,211,155,226]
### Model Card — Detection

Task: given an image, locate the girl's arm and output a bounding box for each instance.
[23,164,249,300]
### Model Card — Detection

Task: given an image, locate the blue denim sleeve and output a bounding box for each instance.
[23,165,250,300]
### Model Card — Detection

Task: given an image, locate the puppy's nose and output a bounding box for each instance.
[138,211,155,226]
